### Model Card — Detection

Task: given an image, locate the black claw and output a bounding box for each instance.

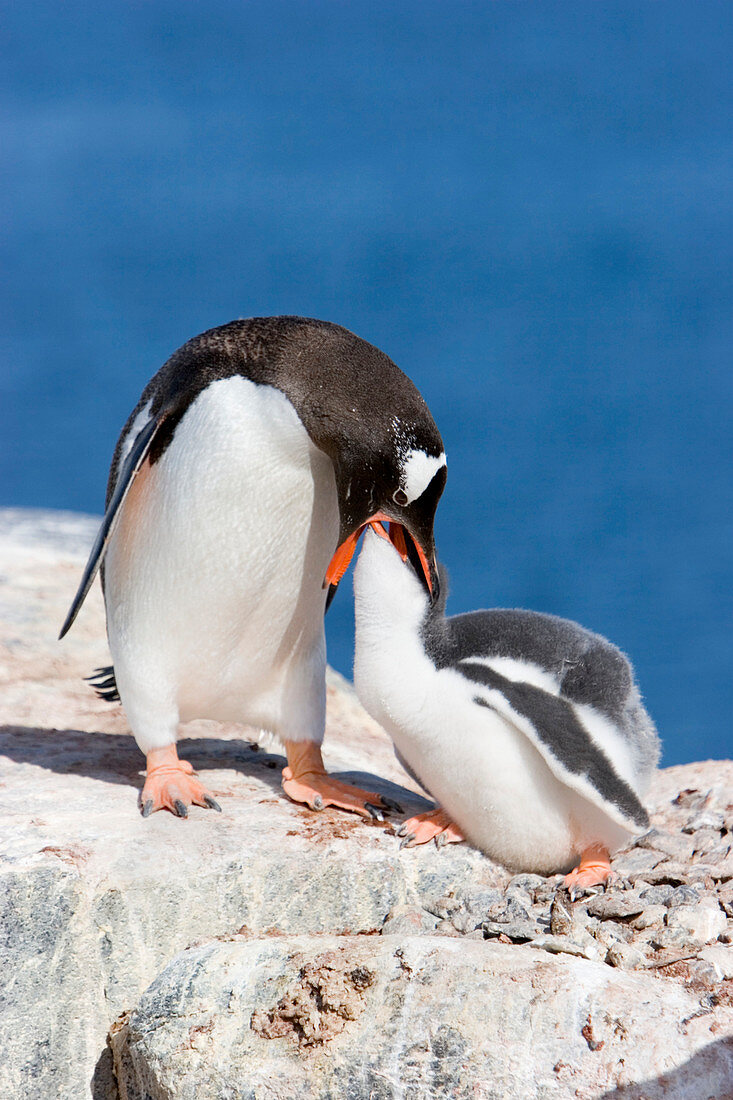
[380,797,404,814]
[203,796,222,812]
[399,833,416,849]
[312,794,324,811]
[365,802,385,822]
[173,799,188,818]
[141,799,153,818]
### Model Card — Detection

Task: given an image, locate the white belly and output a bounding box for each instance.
[104,376,339,751]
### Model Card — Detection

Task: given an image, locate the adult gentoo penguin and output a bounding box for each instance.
[60,316,446,819]
[353,527,660,888]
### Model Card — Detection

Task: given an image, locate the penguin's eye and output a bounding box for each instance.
[392,488,408,507]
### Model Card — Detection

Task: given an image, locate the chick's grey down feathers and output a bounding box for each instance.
[420,564,657,830]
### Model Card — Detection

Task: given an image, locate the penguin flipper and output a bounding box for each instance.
[460,662,650,834]
[58,414,163,639]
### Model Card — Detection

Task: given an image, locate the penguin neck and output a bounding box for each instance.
[353,532,430,646]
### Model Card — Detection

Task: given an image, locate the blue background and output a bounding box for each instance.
[3,2,731,764]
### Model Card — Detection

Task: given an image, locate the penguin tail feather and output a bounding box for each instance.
[85,665,120,703]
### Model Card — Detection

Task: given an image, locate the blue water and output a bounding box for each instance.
[3,2,731,764]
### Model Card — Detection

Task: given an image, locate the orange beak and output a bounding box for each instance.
[324,512,434,597]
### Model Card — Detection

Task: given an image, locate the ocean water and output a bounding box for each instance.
[3,2,731,764]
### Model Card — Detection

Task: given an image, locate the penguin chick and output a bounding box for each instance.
[60,317,446,819]
[353,528,660,888]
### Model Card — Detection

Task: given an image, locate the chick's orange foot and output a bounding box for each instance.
[397,807,465,849]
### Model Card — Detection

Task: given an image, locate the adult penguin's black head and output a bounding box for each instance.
[127,316,447,604]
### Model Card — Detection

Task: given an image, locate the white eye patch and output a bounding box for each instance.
[399,449,446,504]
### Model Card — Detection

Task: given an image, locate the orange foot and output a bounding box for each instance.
[564,843,612,894]
[397,807,465,849]
[281,740,402,820]
[140,743,221,819]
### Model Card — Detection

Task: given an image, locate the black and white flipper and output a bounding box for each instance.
[58,412,164,639]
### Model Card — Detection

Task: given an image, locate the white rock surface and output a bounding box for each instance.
[1,509,732,1100]
[113,935,733,1100]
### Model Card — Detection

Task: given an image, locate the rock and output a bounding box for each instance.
[529,932,602,962]
[381,905,438,936]
[112,935,733,1100]
[636,828,695,861]
[610,846,665,877]
[668,883,707,907]
[630,905,668,931]
[606,941,647,969]
[666,901,728,945]
[2,508,733,1100]
[482,918,538,943]
[698,944,733,980]
[638,883,676,906]
[586,890,646,921]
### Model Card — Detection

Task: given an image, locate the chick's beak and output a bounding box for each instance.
[323,512,437,608]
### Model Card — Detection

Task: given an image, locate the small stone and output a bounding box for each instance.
[587,892,646,921]
[430,895,462,920]
[636,829,694,861]
[531,876,565,905]
[611,848,664,877]
[648,926,694,952]
[507,873,545,896]
[698,944,733,980]
[682,811,726,834]
[672,788,709,810]
[666,902,727,945]
[485,896,531,925]
[717,883,733,918]
[550,889,574,936]
[434,919,462,937]
[528,934,601,962]
[464,929,486,941]
[668,883,706,908]
[482,919,537,943]
[631,905,668,931]
[685,959,724,989]
[381,906,439,937]
[691,828,726,855]
[629,863,690,886]
[451,910,482,934]
[590,920,633,948]
[638,884,675,906]
[606,941,647,969]
[460,888,503,921]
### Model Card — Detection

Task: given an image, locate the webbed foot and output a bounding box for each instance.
[563,844,612,895]
[281,740,400,819]
[140,744,221,818]
[397,807,465,849]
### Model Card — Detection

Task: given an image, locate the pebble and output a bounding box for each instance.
[606,941,647,970]
[434,919,462,938]
[482,919,537,943]
[668,883,706,908]
[637,829,694,861]
[529,934,601,963]
[665,902,727,945]
[682,811,726,834]
[631,905,668,931]
[399,781,733,982]
[381,906,439,937]
[698,943,733,980]
[587,892,646,921]
[638,884,675,906]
